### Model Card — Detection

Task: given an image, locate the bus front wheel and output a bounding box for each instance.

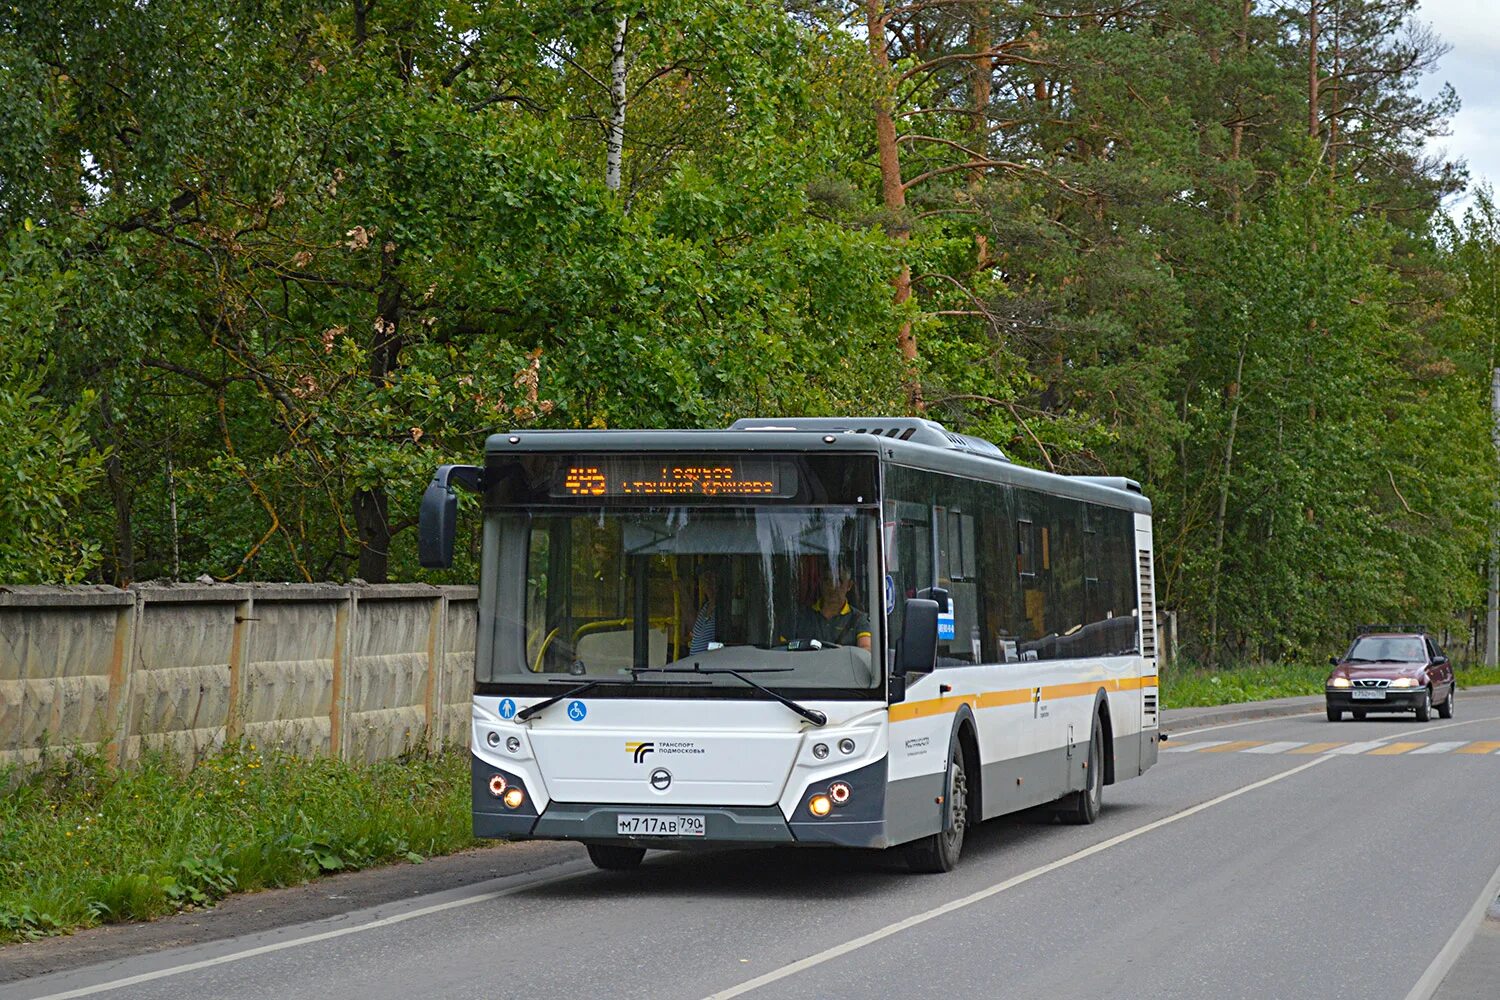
[904,741,969,874]
[587,844,646,870]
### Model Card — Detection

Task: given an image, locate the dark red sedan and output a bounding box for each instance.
[1325,628,1456,722]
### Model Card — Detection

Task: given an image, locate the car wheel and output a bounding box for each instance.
[586,844,646,871]
[1327,706,1343,722]
[1438,684,1455,720]
[1415,688,1432,723]
[905,740,969,873]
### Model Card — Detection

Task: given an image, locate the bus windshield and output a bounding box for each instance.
[480,505,882,693]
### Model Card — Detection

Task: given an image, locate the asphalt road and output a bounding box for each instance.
[9,693,1500,1000]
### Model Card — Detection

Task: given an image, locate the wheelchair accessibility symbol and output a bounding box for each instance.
[497,698,516,720]
[567,700,587,722]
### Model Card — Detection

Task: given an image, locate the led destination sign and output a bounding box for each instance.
[553,457,794,498]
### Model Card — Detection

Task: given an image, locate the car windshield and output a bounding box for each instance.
[1346,636,1426,663]
[478,505,881,692]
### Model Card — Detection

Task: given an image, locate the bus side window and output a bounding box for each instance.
[882,485,933,659]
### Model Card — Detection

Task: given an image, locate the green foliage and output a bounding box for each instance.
[0,231,105,582]
[0,0,1494,659]
[0,743,475,942]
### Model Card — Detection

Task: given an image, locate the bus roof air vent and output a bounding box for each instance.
[1071,475,1144,495]
[728,417,1009,463]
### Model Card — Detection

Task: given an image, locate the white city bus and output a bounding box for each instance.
[420,417,1159,872]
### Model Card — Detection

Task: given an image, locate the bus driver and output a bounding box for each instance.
[789,561,872,651]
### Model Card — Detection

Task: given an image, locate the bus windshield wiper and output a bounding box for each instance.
[635,665,827,727]
[515,678,624,722]
[517,674,711,723]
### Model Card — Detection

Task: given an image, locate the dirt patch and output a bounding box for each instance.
[0,840,583,984]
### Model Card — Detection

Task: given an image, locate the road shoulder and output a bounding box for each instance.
[0,840,583,985]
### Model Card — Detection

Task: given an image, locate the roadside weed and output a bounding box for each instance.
[0,743,475,942]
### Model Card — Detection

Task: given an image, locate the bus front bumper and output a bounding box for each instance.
[472,754,889,848]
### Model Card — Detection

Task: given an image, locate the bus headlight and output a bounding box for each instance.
[829,781,851,805]
[486,731,501,748]
[808,794,833,817]
[503,787,526,809]
[506,736,521,753]
[838,738,856,755]
[812,743,829,759]
[487,774,507,797]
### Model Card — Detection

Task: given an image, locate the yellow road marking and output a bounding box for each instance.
[1199,741,1265,753]
[1456,741,1500,755]
[1289,742,1345,754]
[1368,742,1423,755]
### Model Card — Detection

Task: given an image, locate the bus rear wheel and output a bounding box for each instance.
[587,844,646,871]
[1058,722,1103,825]
[905,742,968,874]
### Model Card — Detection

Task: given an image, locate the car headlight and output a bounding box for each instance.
[1328,676,1351,688]
[1389,677,1415,688]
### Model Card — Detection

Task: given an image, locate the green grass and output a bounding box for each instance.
[0,742,477,942]
[1160,661,1328,709]
[1455,663,1500,688]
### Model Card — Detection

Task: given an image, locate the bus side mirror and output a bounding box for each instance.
[418,464,482,569]
[895,598,939,681]
[918,586,950,613]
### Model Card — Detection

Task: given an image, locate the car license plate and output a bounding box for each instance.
[616,814,706,837]
[1351,690,1386,700]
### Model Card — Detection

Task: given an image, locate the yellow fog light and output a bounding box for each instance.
[503,787,526,809]
[809,794,832,817]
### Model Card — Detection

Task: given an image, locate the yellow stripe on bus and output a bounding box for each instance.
[888,673,1157,723]
[888,695,979,722]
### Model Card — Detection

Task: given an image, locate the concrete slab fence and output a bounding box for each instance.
[0,583,478,771]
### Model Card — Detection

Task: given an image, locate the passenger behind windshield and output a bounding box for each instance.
[786,559,872,651]
[687,564,721,655]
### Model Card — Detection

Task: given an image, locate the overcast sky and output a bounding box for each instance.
[1420,0,1500,215]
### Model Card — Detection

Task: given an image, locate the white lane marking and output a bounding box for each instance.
[1168,712,1320,738]
[24,865,594,1000]
[1167,712,1500,749]
[1403,856,1500,1000]
[1410,741,1467,755]
[1325,741,1385,755]
[1161,740,1230,753]
[701,756,1334,1000]
[1242,740,1314,755]
[1236,740,1308,755]
[1394,714,1500,740]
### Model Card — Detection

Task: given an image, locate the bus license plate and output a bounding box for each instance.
[616,814,706,837]
[1351,690,1386,700]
